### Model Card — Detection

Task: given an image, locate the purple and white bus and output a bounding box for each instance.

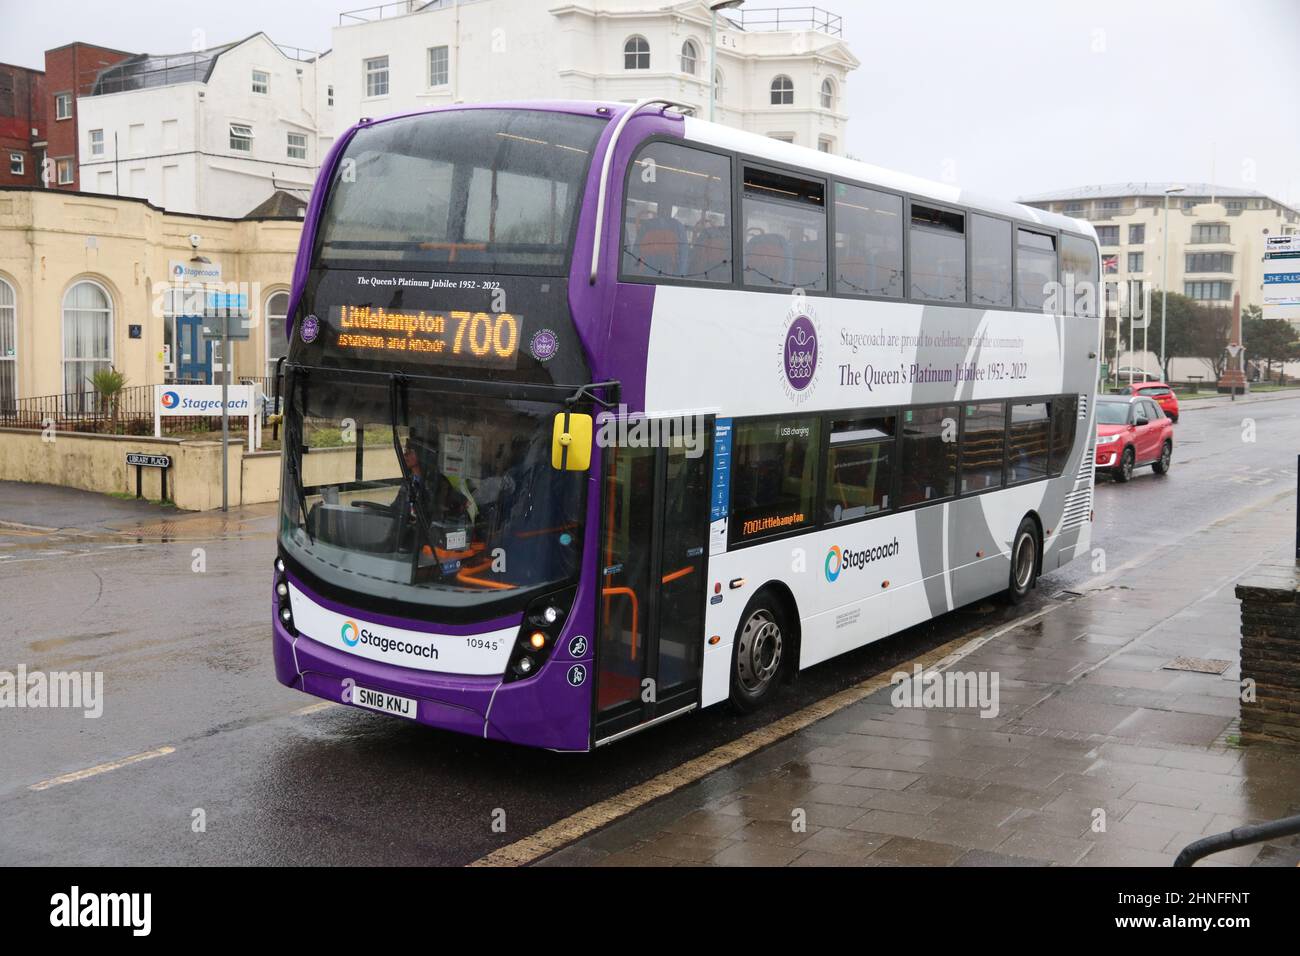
[272,100,1100,750]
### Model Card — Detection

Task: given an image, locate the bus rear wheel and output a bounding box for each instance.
[730,595,788,713]
[1006,517,1039,605]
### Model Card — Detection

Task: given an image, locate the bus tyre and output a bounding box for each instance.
[1152,440,1172,475]
[1114,446,1135,483]
[730,594,789,713]
[1007,517,1039,605]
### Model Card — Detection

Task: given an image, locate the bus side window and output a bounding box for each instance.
[1016,229,1057,312]
[1059,234,1099,318]
[742,166,826,292]
[1008,402,1051,482]
[969,214,1012,308]
[1049,395,1078,475]
[959,402,1006,493]
[621,141,732,283]
[729,416,820,545]
[899,406,958,506]
[909,204,966,303]
[834,183,903,298]
[824,414,894,522]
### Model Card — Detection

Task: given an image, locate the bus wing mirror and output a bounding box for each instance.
[551,412,593,471]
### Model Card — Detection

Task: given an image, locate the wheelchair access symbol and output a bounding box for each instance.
[567,664,587,687]
[568,635,588,658]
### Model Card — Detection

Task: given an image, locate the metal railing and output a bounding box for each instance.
[728,6,844,36]
[0,383,244,436]
[340,0,484,24]
[1173,812,1300,866]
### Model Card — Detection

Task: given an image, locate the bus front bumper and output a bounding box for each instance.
[272,614,592,751]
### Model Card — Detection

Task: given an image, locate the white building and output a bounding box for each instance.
[76,34,330,218]
[329,0,858,153]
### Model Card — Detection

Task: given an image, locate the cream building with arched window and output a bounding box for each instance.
[0,187,302,405]
[328,0,858,154]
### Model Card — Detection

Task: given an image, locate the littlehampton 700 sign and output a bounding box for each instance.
[154,385,258,452]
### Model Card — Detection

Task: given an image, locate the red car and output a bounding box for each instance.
[1094,395,1174,482]
[1117,380,1179,422]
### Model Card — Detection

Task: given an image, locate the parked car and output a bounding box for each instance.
[1112,366,1153,383]
[1117,380,1180,422]
[1094,395,1174,482]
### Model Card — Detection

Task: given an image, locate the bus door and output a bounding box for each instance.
[594,418,712,744]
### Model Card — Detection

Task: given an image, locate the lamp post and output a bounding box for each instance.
[1160,184,1185,378]
[709,1,743,122]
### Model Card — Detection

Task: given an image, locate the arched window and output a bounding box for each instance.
[820,77,835,110]
[62,280,113,405]
[624,36,650,70]
[770,75,794,106]
[713,67,724,103]
[680,40,698,75]
[265,290,290,380]
[0,278,15,412]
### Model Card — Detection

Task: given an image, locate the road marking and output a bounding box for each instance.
[28,746,176,792]
[468,603,1062,867]
[293,701,338,716]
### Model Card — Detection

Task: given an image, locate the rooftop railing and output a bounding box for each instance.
[726,6,844,36]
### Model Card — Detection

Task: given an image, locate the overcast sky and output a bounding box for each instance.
[3,0,1297,206]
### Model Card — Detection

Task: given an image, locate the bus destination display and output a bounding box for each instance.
[333,305,521,368]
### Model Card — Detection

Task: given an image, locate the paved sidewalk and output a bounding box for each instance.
[543,491,1300,867]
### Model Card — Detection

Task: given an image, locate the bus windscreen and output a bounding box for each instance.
[315,109,605,275]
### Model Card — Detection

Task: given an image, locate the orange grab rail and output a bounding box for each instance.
[601,587,640,661]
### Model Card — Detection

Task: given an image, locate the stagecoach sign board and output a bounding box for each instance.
[154,384,258,453]
[1263,235,1300,318]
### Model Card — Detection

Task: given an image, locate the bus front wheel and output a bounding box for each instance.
[730,594,789,713]
[1007,517,1039,605]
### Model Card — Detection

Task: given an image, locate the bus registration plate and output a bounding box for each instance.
[352,686,418,720]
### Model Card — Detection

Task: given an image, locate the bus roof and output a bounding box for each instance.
[681,114,1096,242]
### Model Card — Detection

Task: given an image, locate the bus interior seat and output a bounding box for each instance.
[792,240,826,289]
[744,233,791,286]
[688,225,730,281]
[635,217,687,277]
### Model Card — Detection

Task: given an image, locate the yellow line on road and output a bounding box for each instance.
[28,746,176,792]
[469,604,1060,867]
[293,701,338,716]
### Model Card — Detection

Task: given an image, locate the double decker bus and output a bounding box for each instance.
[271,100,1100,750]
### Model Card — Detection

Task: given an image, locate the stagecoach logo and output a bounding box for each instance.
[160,390,180,409]
[529,328,559,362]
[824,538,900,583]
[341,619,360,647]
[300,313,320,343]
[778,302,820,403]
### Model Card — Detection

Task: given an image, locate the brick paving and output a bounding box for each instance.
[542,493,1300,867]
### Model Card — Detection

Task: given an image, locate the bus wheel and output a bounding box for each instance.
[1006,517,1039,605]
[730,595,788,713]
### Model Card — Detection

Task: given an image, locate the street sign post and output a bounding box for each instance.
[126,452,172,502]
[202,293,251,513]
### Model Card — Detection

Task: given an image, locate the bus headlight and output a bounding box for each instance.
[503,587,576,683]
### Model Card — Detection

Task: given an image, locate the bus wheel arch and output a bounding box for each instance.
[728,582,800,713]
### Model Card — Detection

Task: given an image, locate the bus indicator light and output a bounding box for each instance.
[529,631,547,650]
[708,636,721,646]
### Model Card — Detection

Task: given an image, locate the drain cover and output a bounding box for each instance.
[1162,656,1231,674]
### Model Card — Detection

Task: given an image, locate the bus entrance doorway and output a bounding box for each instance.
[594,422,712,745]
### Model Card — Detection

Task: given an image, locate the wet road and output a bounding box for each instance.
[1,393,1296,865]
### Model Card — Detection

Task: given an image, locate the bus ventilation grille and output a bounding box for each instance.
[1077,393,1089,418]
[1061,486,1092,532]
[1077,444,1094,481]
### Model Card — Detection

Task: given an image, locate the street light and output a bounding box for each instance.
[1160,184,1185,378]
[709,0,744,122]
